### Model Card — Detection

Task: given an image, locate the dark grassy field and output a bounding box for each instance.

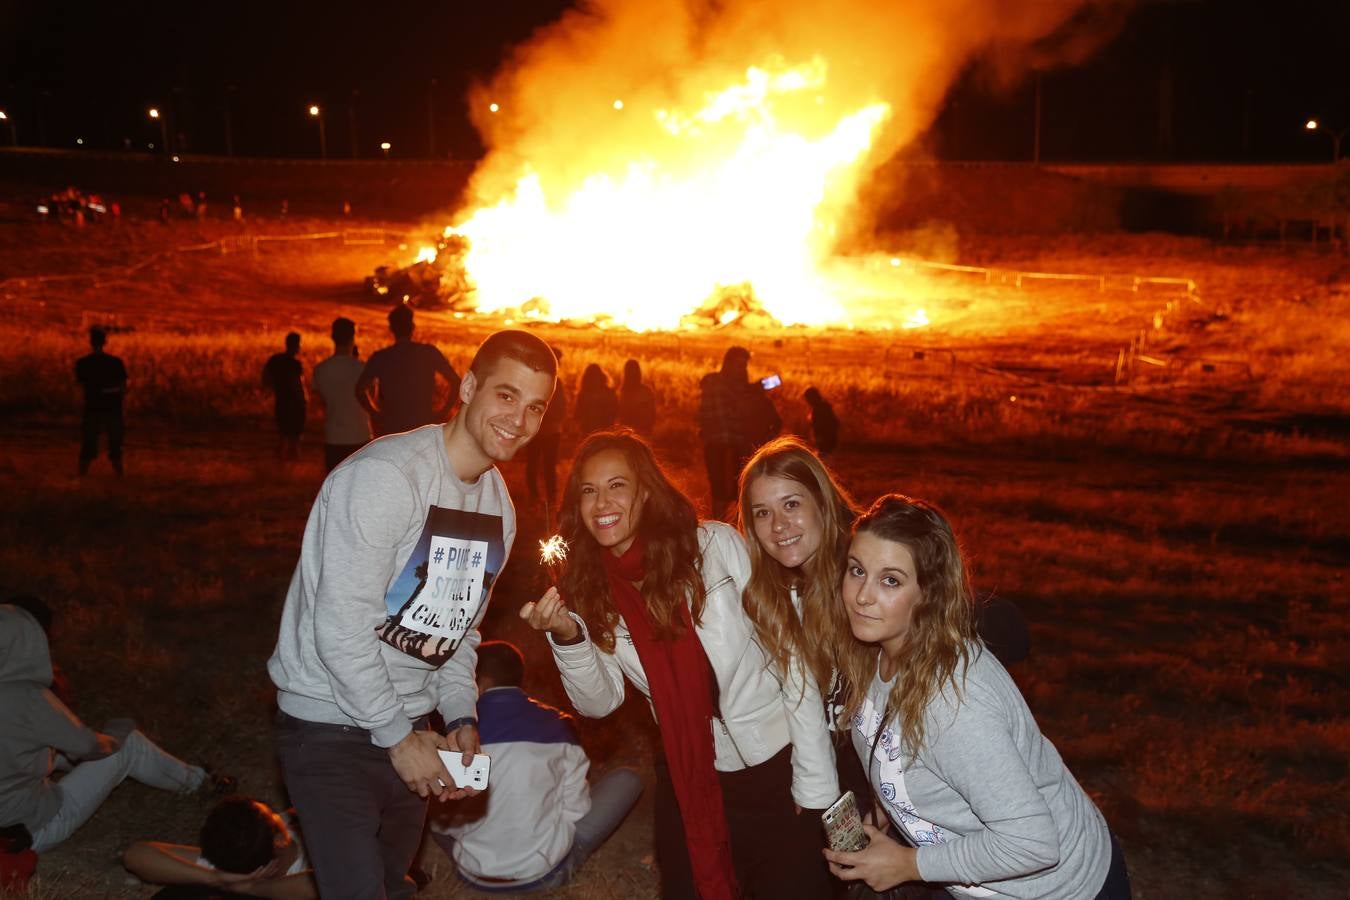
[1,215,1346,899]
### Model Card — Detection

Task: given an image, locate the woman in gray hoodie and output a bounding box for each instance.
[0,603,208,852]
[824,497,1131,900]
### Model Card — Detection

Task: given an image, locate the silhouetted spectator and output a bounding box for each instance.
[354,305,460,436]
[573,364,618,435]
[159,199,171,225]
[526,346,567,508]
[803,386,839,456]
[262,332,306,461]
[313,318,371,472]
[75,327,128,476]
[697,346,780,520]
[616,359,656,437]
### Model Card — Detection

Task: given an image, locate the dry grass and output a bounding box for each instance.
[1,219,1346,899]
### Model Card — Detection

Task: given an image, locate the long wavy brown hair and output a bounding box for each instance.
[737,437,858,695]
[558,430,705,652]
[838,494,977,760]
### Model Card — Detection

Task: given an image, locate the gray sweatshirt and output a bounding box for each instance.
[268,425,516,749]
[851,644,1111,899]
[0,605,100,831]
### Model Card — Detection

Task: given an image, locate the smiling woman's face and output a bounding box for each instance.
[747,474,824,570]
[578,448,648,557]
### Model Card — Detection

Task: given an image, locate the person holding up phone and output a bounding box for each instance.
[521,430,837,899]
[824,496,1131,899]
[698,346,781,521]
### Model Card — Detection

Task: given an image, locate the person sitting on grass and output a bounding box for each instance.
[428,640,642,893]
[123,795,315,899]
[0,603,217,854]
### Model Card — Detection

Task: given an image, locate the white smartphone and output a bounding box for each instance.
[822,790,869,852]
[760,373,782,391]
[437,750,491,791]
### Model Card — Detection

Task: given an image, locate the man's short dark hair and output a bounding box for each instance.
[199,797,283,874]
[477,640,526,689]
[331,317,355,345]
[284,331,301,352]
[468,330,558,382]
[388,304,415,338]
[89,327,107,349]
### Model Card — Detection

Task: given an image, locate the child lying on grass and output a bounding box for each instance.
[123,795,316,900]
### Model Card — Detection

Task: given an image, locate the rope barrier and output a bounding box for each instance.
[5,232,1249,393]
[886,255,1198,296]
[0,230,407,293]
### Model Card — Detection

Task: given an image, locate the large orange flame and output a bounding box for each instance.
[447,58,889,331]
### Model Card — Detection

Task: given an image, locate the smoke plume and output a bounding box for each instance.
[463,0,1131,212]
[445,0,1132,327]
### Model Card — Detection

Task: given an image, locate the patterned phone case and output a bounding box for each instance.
[822,790,869,852]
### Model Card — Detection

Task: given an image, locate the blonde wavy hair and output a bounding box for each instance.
[838,494,977,760]
[737,436,858,695]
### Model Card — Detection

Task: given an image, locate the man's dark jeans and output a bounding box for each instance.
[275,711,427,900]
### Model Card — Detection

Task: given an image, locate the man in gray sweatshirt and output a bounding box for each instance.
[267,329,557,900]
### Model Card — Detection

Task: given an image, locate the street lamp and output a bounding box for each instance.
[148,107,168,155]
[1305,119,1345,162]
[0,110,14,146]
[309,104,327,159]
[224,85,237,157]
[379,141,391,159]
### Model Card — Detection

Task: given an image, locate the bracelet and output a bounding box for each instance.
[444,716,477,733]
[553,629,586,646]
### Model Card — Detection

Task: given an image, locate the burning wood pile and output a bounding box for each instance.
[681,285,781,330]
[366,231,784,331]
[364,234,474,310]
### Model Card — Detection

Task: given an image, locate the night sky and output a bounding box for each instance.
[2,0,1347,162]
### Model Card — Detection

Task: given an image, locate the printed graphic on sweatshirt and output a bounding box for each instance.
[854,696,994,898]
[376,506,504,666]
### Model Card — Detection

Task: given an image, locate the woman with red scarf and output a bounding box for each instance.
[522,430,838,898]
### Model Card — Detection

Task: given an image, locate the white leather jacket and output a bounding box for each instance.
[548,521,839,809]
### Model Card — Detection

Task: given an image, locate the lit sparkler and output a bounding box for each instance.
[539,535,569,588]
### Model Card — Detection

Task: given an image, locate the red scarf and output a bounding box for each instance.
[601,536,740,900]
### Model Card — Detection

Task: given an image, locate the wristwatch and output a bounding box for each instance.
[444,716,477,733]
